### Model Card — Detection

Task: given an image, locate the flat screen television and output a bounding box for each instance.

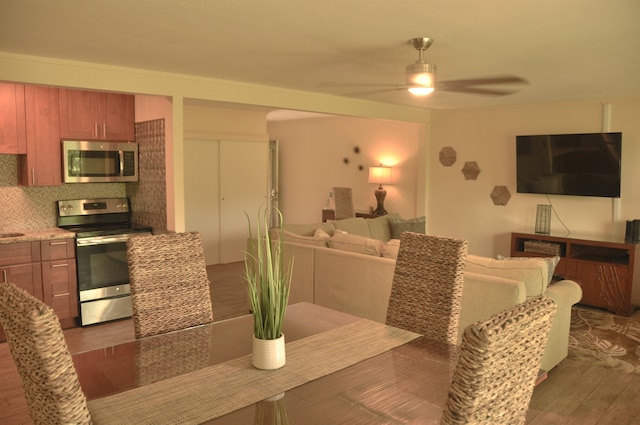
[516,132,622,198]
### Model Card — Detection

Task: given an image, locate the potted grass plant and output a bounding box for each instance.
[244,207,293,369]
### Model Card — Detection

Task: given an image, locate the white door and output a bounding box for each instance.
[219,140,268,263]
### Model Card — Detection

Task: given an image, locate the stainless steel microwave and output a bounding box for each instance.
[62,140,138,183]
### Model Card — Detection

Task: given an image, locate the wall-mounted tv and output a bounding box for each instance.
[516,132,622,198]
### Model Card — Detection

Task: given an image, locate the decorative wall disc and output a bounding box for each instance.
[461,161,481,180]
[490,186,511,206]
[439,146,457,166]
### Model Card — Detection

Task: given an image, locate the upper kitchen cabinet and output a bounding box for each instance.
[59,89,135,141]
[0,82,27,154]
[18,85,62,187]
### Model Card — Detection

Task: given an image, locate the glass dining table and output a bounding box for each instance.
[73,302,457,424]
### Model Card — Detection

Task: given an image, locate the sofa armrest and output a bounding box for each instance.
[458,271,527,344]
[539,279,582,371]
[544,279,583,309]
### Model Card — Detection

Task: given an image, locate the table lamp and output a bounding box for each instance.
[368,165,393,215]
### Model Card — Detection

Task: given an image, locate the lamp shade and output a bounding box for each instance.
[368,166,393,185]
[406,62,436,96]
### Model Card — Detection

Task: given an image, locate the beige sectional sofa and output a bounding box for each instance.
[276,214,583,372]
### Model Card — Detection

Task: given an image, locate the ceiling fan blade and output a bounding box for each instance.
[438,86,518,96]
[319,81,401,89]
[344,87,406,96]
[437,76,529,88]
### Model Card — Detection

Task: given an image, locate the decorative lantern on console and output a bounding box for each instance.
[368,165,393,215]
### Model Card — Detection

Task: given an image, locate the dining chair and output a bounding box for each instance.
[333,186,356,220]
[440,294,557,425]
[385,231,468,345]
[127,231,214,338]
[0,282,92,425]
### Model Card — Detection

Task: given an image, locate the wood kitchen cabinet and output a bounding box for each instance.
[511,232,640,316]
[59,89,135,141]
[18,85,62,187]
[0,82,27,154]
[0,238,79,342]
[0,241,42,342]
[41,238,78,329]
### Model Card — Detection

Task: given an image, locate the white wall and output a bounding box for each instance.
[429,98,640,257]
[268,115,423,224]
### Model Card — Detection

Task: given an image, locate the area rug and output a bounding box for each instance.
[569,306,640,373]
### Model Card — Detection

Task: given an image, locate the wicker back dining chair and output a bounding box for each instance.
[0,282,92,425]
[332,187,356,220]
[127,231,214,338]
[386,231,468,345]
[440,295,557,425]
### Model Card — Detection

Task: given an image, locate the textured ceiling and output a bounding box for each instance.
[1,0,639,111]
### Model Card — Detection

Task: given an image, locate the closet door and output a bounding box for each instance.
[184,139,268,265]
[219,140,268,263]
[184,139,221,265]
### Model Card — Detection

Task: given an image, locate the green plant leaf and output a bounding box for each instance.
[244,207,293,340]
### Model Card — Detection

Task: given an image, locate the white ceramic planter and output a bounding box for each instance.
[252,334,286,370]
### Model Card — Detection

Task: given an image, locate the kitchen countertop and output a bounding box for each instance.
[0,228,75,245]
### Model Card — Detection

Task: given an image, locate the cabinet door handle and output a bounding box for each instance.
[51,263,69,268]
[49,241,68,246]
[1,269,7,284]
[31,168,35,185]
[102,123,107,138]
[94,122,99,137]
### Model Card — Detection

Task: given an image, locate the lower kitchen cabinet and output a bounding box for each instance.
[42,259,78,328]
[0,238,78,342]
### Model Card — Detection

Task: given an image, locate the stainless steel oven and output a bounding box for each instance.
[57,198,151,326]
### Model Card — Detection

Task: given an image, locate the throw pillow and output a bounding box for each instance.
[381,239,401,259]
[389,216,426,240]
[465,254,550,297]
[496,254,560,285]
[314,228,331,238]
[327,232,384,256]
[367,213,401,241]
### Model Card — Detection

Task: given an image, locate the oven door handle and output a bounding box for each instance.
[77,233,149,246]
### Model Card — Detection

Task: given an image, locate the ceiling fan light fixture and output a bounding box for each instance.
[406,62,437,96]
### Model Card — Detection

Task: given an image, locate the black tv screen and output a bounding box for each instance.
[516,132,622,198]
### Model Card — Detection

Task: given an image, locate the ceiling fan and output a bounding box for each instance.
[328,37,528,98]
[404,37,528,97]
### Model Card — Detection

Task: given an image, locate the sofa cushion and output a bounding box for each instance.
[281,222,335,237]
[465,254,550,297]
[280,229,330,247]
[327,231,384,256]
[333,217,371,238]
[381,239,401,259]
[388,216,426,239]
[367,213,401,241]
[496,254,561,286]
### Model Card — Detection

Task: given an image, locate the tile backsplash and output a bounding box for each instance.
[0,155,125,231]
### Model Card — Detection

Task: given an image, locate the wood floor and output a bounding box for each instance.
[2,261,640,424]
